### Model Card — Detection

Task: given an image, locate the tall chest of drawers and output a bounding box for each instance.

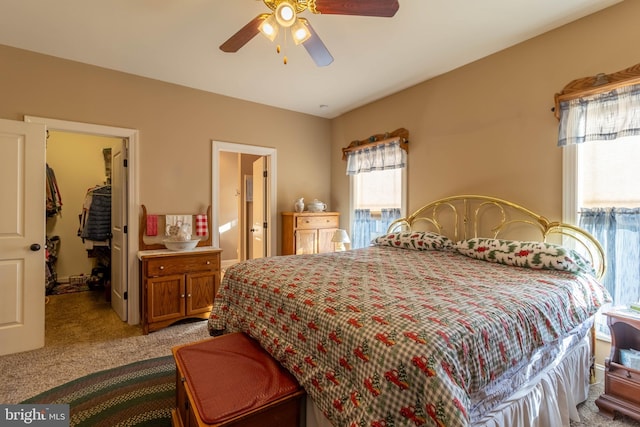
[281,212,340,255]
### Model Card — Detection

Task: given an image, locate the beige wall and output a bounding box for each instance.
[330,0,639,231]
[218,151,240,262]
[0,45,331,254]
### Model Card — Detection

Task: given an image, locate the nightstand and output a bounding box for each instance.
[595,308,640,421]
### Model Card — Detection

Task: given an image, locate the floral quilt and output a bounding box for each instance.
[208,246,610,427]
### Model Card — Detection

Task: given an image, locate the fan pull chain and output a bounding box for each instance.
[281,30,289,65]
[275,45,287,64]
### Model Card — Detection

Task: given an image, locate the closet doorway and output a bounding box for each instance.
[46,131,123,310]
[26,116,140,326]
[212,141,277,268]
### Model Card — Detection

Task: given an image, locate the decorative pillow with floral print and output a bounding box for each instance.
[454,238,596,276]
[372,231,453,251]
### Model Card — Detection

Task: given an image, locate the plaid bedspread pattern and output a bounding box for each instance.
[209,247,610,427]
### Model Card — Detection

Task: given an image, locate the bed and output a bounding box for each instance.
[208,195,611,427]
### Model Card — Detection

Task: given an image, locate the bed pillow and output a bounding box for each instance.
[372,231,452,251]
[454,238,596,276]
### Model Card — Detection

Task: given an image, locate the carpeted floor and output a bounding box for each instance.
[0,290,210,405]
[2,290,640,426]
[575,381,640,426]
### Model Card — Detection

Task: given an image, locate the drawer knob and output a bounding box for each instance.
[159,266,165,270]
[206,261,211,265]
[181,294,185,298]
[187,293,192,298]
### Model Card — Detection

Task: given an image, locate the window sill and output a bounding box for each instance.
[596,332,612,343]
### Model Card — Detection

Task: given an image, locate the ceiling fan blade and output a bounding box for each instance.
[219,14,269,53]
[300,19,333,67]
[312,0,399,17]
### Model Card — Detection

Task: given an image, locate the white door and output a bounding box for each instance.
[0,118,46,356]
[251,157,266,259]
[110,140,128,320]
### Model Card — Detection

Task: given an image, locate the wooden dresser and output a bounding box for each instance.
[138,247,221,334]
[281,212,339,255]
[595,309,640,421]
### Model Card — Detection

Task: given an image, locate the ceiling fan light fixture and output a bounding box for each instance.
[259,14,279,41]
[291,19,311,45]
[275,1,296,27]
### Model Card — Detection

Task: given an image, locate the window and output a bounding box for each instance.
[558,67,640,339]
[353,168,402,211]
[350,168,406,248]
[343,130,409,249]
[579,137,640,209]
[565,138,640,338]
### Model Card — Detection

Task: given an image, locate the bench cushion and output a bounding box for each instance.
[174,332,302,424]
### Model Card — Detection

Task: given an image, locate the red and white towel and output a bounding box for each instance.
[196,214,208,236]
[146,214,158,236]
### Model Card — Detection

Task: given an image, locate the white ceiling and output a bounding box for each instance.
[0,0,621,119]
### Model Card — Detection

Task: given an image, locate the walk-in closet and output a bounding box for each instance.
[45,131,122,299]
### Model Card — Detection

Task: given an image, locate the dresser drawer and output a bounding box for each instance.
[296,215,339,230]
[146,253,219,277]
[606,364,640,405]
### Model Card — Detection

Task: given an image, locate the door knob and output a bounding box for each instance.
[30,243,41,251]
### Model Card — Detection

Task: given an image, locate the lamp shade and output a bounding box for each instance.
[291,19,311,45]
[275,1,296,27]
[259,14,279,41]
[331,229,350,243]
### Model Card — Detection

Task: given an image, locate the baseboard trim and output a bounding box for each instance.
[594,363,605,383]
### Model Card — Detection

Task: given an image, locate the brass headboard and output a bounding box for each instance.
[388,195,606,279]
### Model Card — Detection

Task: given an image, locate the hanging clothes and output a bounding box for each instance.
[45,235,60,294]
[78,185,111,245]
[46,163,63,217]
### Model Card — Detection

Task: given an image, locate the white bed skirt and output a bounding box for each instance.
[305,333,591,427]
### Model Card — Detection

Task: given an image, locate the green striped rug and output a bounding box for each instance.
[22,355,175,427]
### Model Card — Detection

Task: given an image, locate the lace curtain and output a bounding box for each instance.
[351,208,401,249]
[557,83,640,146]
[579,208,640,336]
[346,140,406,175]
[352,209,373,249]
[381,208,401,233]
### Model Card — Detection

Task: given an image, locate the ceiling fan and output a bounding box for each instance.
[220,0,400,67]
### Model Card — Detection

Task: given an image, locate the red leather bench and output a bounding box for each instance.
[171,332,305,427]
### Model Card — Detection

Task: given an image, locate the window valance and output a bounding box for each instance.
[554,63,640,146]
[342,128,409,175]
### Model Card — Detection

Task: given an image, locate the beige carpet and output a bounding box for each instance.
[0,290,210,404]
[574,381,640,427]
[2,290,640,426]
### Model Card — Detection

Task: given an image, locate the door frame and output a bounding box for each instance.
[25,116,141,325]
[212,141,277,257]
